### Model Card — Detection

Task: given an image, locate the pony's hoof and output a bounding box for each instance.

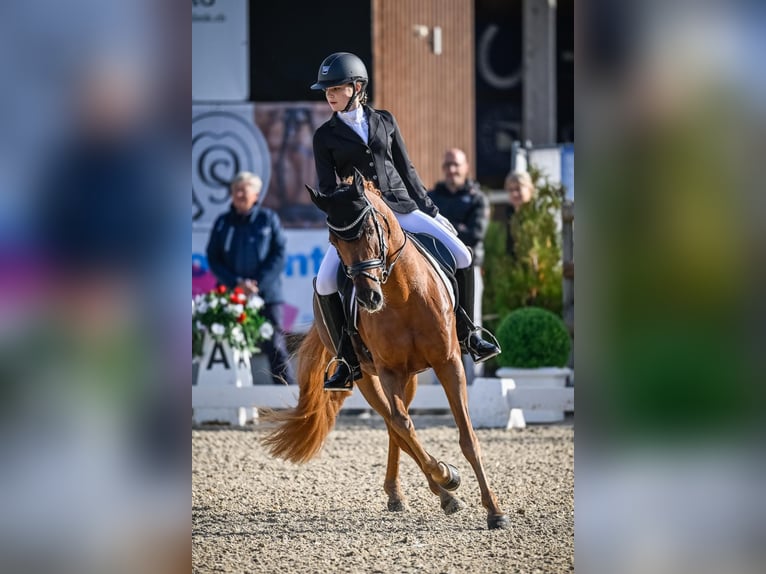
[387,500,406,512]
[441,496,466,515]
[441,463,461,491]
[487,513,510,530]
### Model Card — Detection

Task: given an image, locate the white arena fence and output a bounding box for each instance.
[192,343,573,429]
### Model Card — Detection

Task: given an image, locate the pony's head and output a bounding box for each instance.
[307,169,396,313]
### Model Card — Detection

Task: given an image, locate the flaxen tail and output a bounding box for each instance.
[260,324,350,463]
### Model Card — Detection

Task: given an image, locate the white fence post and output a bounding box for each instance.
[193,337,255,426]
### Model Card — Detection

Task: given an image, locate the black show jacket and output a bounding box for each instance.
[312,106,439,217]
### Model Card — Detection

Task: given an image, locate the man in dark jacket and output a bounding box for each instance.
[427,148,490,267]
[206,171,296,385]
[428,148,491,378]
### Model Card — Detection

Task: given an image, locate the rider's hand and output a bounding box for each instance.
[434,213,458,236]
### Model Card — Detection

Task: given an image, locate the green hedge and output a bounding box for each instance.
[496,307,571,368]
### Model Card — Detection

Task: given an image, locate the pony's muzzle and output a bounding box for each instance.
[357,286,383,312]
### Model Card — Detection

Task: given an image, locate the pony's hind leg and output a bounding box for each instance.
[384,434,406,511]
[355,375,409,512]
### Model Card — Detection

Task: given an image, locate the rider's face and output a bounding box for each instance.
[324,83,357,112]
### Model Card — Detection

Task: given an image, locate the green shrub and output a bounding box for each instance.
[496,307,571,368]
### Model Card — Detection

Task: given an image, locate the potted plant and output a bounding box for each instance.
[192,285,273,362]
[192,285,274,425]
[493,306,573,423]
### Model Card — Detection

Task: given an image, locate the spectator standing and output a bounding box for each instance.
[428,148,492,377]
[428,148,490,267]
[504,170,536,258]
[206,171,296,386]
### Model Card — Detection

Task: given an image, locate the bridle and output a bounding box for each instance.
[328,203,407,285]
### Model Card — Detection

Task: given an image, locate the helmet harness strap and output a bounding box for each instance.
[342,79,367,113]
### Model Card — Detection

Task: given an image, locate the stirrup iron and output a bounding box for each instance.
[323,356,356,392]
[462,326,501,364]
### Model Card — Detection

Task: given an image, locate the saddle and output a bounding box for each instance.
[336,232,457,361]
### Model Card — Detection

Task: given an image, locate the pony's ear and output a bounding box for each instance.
[306,184,328,212]
[352,168,366,196]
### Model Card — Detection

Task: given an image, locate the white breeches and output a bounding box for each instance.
[315,209,471,295]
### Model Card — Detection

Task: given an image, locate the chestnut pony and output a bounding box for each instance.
[262,171,508,530]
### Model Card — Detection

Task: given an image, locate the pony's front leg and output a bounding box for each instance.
[375,371,460,491]
[433,358,510,530]
[358,371,463,512]
[386,428,466,515]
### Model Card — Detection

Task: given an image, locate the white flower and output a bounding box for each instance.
[259,322,274,340]
[247,295,265,310]
[228,303,244,315]
[196,321,204,331]
[196,301,209,314]
[211,323,225,336]
[209,298,219,309]
[231,327,244,342]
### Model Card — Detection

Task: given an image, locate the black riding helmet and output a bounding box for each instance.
[311,52,368,112]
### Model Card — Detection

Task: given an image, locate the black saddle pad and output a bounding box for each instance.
[408,232,457,276]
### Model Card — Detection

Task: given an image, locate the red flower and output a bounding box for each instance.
[237,313,247,323]
[233,287,245,295]
[229,294,239,303]
[216,285,227,294]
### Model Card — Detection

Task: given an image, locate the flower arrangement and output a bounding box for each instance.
[192,285,273,360]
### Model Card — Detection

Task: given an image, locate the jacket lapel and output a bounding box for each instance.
[366,106,381,146]
[329,113,365,145]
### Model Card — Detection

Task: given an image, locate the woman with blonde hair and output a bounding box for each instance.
[504,171,536,258]
[505,171,535,212]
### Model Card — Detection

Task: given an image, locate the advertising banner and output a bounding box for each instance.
[192,0,249,101]
[192,103,271,229]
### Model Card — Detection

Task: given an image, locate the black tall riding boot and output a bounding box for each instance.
[455,266,501,364]
[314,288,362,391]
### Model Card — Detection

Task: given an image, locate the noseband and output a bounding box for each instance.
[328,204,407,284]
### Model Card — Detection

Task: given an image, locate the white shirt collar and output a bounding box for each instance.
[338,106,366,124]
